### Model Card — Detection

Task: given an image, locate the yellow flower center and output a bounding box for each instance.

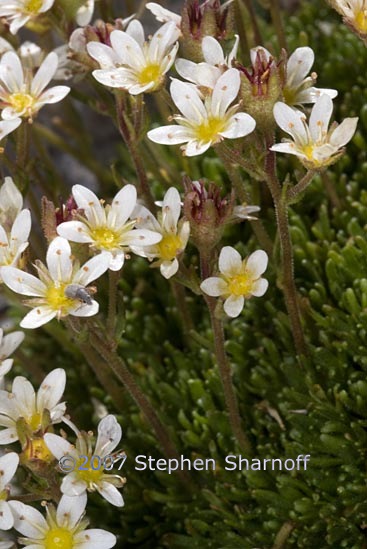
[76,456,104,484]
[9,93,35,114]
[355,10,367,32]
[138,63,162,86]
[90,226,121,250]
[301,144,314,160]
[157,233,182,260]
[226,274,253,297]
[195,116,226,143]
[0,489,7,501]
[23,437,54,462]
[25,0,43,14]
[46,284,75,313]
[44,527,73,549]
[27,411,42,431]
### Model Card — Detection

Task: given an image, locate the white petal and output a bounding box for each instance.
[200,277,227,297]
[110,29,145,66]
[36,85,70,106]
[329,117,358,148]
[245,249,268,278]
[219,246,242,276]
[0,428,18,444]
[94,415,122,456]
[74,529,117,548]
[73,253,111,286]
[8,500,47,537]
[270,142,304,157]
[146,2,181,25]
[56,493,87,529]
[20,307,57,329]
[61,472,88,496]
[0,52,24,92]
[126,20,145,46]
[10,209,31,243]
[147,124,192,145]
[57,220,93,243]
[0,176,22,213]
[296,86,338,104]
[286,47,314,87]
[0,359,13,378]
[69,300,99,317]
[109,184,137,228]
[149,22,180,62]
[46,237,72,283]
[184,139,211,156]
[273,102,308,142]
[211,68,240,118]
[219,112,256,139]
[124,229,162,246]
[162,187,181,231]
[0,331,24,359]
[160,258,179,279]
[36,368,66,413]
[86,42,118,68]
[250,46,272,66]
[108,253,125,271]
[72,185,105,225]
[170,79,206,122]
[0,267,45,296]
[76,0,94,26]
[44,433,74,460]
[202,36,224,65]
[309,94,333,142]
[251,277,269,297]
[97,482,124,507]
[223,295,244,317]
[12,376,35,417]
[0,500,13,530]
[31,52,58,96]
[0,452,19,487]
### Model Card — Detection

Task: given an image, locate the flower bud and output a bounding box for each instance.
[237,47,285,133]
[183,178,234,250]
[180,0,235,61]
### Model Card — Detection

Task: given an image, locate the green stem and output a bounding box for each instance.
[240,0,263,46]
[107,269,120,338]
[287,170,316,203]
[200,254,253,454]
[321,171,342,209]
[265,146,308,357]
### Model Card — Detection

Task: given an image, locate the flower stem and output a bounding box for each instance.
[268,0,288,51]
[287,170,316,203]
[200,254,253,454]
[107,269,120,338]
[265,146,308,356]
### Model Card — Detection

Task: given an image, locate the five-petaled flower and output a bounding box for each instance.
[57,184,162,271]
[45,415,125,507]
[271,94,358,169]
[9,493,116,548]
[0,236,111,328]
[0,368,66,445]
[148,68,256,156]
[132,187,190,279]
[0,51,70,121]
[0,0,55,35]
[200,246,269,317]
[87,20,180,95]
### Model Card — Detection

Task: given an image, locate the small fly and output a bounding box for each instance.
[64,284,97,305]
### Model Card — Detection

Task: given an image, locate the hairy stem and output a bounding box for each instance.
[269,0,287,51]
[287,170,316,203]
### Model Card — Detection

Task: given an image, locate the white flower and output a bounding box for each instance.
[0,51,70,121]
[45,415,125,507]
[9,493,116,548]
[271,95,358,169]
[0,452,19,530]
[57,184,162,271]
[146,2,182,27]
[132,187,190,279]
[148,68,256,156]
[283,46,337,107]
[0,368,66,444]
[200,246,268,317]
[0,0,54,34]
[76,0,94,26]
[0,329,24,381]
[0,119,21,146]
[87,20,180,95]
[175,35,239,90]
[330,0,367,36]
[0,236,111,329]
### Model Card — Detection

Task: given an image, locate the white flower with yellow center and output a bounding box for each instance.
[132,187,190,279]
[148,68,256,156]
[0,329,24,382]
[271,95,358,169]
[0,368,66,445]
[0,0,54,34]
[0,452,19,530]
[282,46,337,107]
[175,35,239,90]
[87,20,180,95]
[200,246,269,318]
[330,0,367,36]
[0,236,111,329]
[9,493,117,548]
[57,184,162,271]
[45,415,125,507]
[0,51,70,121]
